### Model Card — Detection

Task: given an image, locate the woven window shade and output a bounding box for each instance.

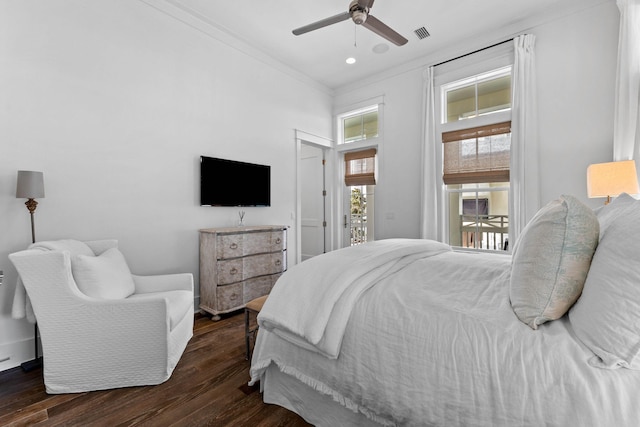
[345,148,376,186]
[442,121,511,185]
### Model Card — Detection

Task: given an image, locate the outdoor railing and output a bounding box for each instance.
[350,213,368,246]
[460,214,509,251]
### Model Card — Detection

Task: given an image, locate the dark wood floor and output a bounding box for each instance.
[0,312,311,426]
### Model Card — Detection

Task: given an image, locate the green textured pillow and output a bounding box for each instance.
[510,195,599,329]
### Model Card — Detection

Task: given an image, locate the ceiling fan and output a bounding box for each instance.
[292,0,408,46]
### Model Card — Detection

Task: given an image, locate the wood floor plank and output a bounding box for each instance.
[3,408,49,427]
[0,313,311,426]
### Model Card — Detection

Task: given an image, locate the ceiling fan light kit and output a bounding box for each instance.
[292,0,408,46]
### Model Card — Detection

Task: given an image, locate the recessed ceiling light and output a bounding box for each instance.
[372,43,389,54]
[346,57,356,65]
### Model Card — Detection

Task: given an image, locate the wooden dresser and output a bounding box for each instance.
[199,225,287,320]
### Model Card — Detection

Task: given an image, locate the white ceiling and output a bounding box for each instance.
[160,0,611,91]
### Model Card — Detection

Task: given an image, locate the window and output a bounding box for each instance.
[463,198,488,215]
[344,148,376,186]
[442,121,511,184]
[444,67,511,123]
[440,67,512,251]
[447,184,510,251]
[336,102,382,247]
[343,148,377,246]
[340,106,378,144]
[349,186,374,245]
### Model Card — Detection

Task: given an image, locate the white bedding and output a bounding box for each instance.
[258,238,450,359]
[250,241,640,426]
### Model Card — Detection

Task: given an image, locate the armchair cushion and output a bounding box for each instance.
[71,248,135,299]
[128,290,193,330]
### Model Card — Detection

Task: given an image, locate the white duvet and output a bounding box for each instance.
[250,239,640,426]
[257,238,451,359]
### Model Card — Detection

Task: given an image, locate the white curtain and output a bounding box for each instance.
[614,0,640,161]
[510,34,540,244]
[420,66,440,240]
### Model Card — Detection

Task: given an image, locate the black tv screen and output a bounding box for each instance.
[200,156,271,207]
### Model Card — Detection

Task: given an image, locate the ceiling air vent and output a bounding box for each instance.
[414,27,430,40]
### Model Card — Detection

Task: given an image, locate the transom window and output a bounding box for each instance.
[341,106,378,144]
[442,66,511,123]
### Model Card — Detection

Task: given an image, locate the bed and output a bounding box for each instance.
[249,194,640,426]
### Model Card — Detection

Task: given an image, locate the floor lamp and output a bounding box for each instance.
[16,170,45,372]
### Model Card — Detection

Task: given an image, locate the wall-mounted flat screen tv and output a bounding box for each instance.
[200,156,271,207]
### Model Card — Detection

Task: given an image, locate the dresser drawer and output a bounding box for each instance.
[216,234,244,259]
[216,283,242,312]
[216,252,286,285]
[243,252,286,278]
[243,230,286,255]
[243,275,279,303]
[216,274,281,312]
[216,258,244,285]
[216,230,286,259]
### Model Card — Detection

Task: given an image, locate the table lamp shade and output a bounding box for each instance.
[16,171,45,199]
[587,160,639,200]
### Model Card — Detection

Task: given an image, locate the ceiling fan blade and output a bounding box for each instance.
[292,11,351,36]
[358,0,375,8]
[362,14,408,46]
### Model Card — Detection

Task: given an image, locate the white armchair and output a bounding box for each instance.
[9,239,194,394]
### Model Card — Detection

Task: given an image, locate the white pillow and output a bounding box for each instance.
[594,192,637,240]
[31,239,95,256]
[71,248,136,299]
[510,195,599,329]
[570,196,640,369]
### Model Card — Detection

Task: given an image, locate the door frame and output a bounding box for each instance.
[295,129,333,265]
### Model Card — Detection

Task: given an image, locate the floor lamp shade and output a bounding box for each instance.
[16,171,45,199]
[587,160,639,204]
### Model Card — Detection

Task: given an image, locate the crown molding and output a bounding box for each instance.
[333,0,613,94]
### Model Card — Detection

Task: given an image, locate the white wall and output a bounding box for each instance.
[0,0,620,372]
[0,0,332,370]
[332,1,619,240]
[536,3,619,203]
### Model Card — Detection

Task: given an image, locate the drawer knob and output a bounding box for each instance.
[229,267,238,275]
[275,238,281,244]
[275,259,281,266]
[230,242,238,250]
[230,293,238,301]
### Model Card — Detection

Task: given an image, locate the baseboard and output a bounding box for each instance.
[0,336,41,373]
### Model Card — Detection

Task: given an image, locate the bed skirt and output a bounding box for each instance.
[262,364,390,427]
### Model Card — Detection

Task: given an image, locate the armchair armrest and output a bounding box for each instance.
[132,273,193,294]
